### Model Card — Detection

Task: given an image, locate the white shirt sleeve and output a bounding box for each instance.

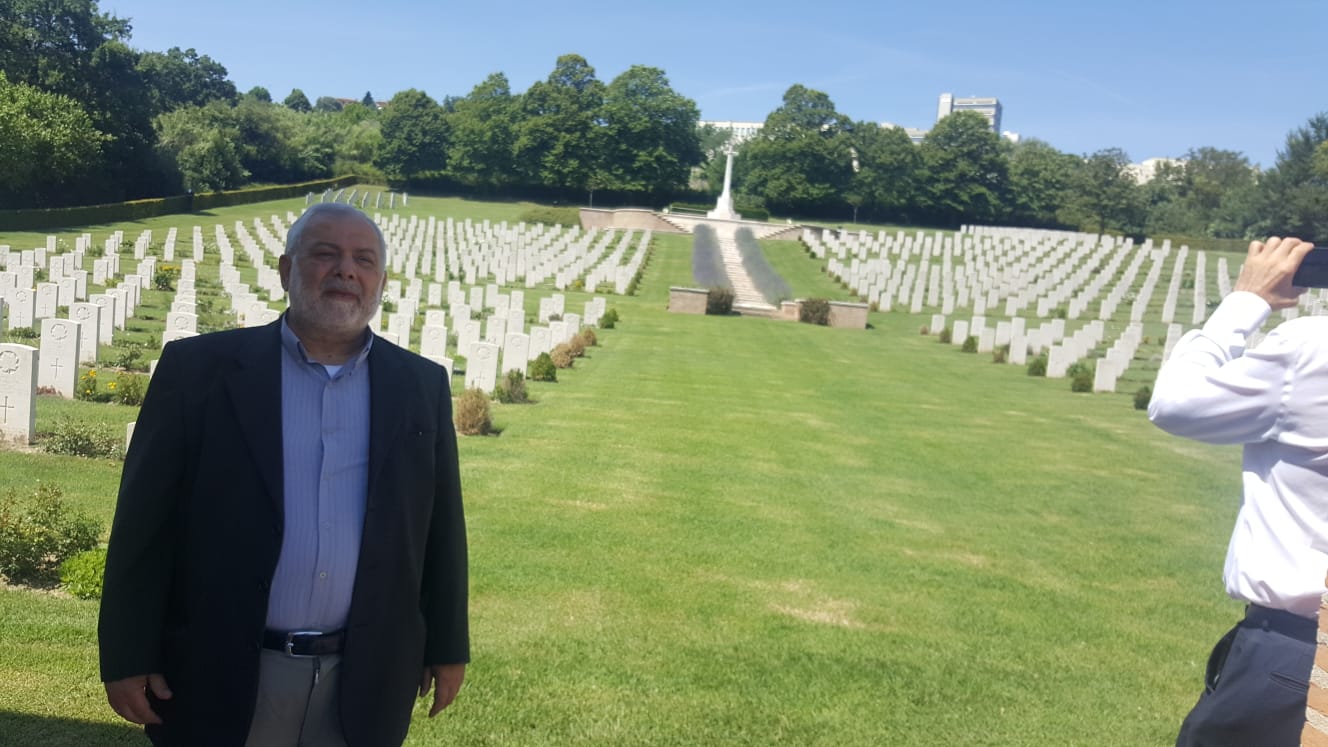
[1148,291,1292,445]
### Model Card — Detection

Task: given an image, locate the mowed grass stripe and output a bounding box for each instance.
[0,202,1245,745]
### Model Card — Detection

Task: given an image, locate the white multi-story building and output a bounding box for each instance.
[1125,157,1185,184]
[937,93,1003,133]
[698,120,765,147]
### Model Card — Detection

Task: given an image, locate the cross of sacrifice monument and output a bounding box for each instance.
[707,145,741,221]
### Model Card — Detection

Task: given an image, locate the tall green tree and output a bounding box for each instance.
[245,86,271,103]
[376,88,448,180]
[361,91,375,108]
[1261,113,1328,240]
[153,102,247,192]
[0,72,108,206]
[515,54,605,194]
[283,88,311,112]
[848,123,921,223]
[738,85,853,216]
[916,110,1009,226]
[597,65,701,195]
[445,72,518,189]
[1006,139,1080,229]
[1058,147,1142,234]
[136,46,236,113]
[314,96,343,113]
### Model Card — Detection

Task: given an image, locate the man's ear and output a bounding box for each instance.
[278,255,292,291]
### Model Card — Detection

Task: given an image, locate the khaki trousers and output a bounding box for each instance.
[243,649,347,747]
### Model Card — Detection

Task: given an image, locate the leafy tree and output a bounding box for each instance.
[1006,139,1080,229]
[245,86,271,103]
[136,46,236,113]
[283,88,311,112]
[597,65,701,196]
[515,54,605,193]
[0,72,108,206]
[849,122,921,223]
[763,84,849,137]
[738,85,853,216]
[154,102,247,191]
[361,91,375,109]
[445,72,518,189]
[376,88,448,180]
[1058,147,1142,234]
[314,95,343,113]
[1261,113,1328,240]
[916,110,1009,226]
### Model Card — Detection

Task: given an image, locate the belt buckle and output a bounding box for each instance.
[283,629,324,657]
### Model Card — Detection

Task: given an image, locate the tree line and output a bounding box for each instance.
[2,0,1325,242]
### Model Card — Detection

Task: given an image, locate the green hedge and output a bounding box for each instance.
[0,175,362,232]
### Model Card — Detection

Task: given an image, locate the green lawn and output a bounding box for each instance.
[0,201,1243,745]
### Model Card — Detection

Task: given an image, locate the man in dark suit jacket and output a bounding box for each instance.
[99,203,469,746]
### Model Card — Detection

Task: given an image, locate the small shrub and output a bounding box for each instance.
[938,327,952,344]
[60,547,107,599]
[42,418,122,459]
[579,328,597,347]
[547,313,563,322]
[1070,362,1095,393]
[7,326,39,340]
[705,288,734,316]
[961,336,978,353]
[992,345,1009,364]
[551,343,574,369]
[599,308,619,329]
[1027,352,1048,377]
[566,335,587,358]
[75,369,112,402]
[1134,385,1153,411]
[0,483,100,587]
[153,265,179,291]
[799,298,831,325]
[110,343,144,371]
[529,353,557,382]
[919,325,929,335]
[495,370,530,404]
[113,372,147,407]
[454,388,492,436]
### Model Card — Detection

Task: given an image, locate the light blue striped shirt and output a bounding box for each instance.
[266,317,373,632]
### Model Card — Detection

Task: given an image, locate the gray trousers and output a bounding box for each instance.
[243,649,348,747]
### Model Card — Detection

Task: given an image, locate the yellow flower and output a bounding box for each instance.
[88,370,96,377]
[108,382,117,390]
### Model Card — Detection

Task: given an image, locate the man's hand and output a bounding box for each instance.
[105,673,172,725]
[419,663,465,717]
[1234,236,1316,310]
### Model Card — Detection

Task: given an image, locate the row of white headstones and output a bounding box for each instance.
[0,213,642,444]
[806,225,1322,391]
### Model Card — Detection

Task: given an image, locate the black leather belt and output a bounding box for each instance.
[262,629,345,657]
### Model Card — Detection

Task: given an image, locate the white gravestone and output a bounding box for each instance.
[10,288,36,330]
[38,318,79,398]
[0,344,38,443]
[502,333,530,375]
[464,342,499,394]
[420,325,448,358]
[455,319,479,360]
[68,304,101,363]
[528,326,552,360]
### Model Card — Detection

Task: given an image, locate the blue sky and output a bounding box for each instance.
[103,0,1326,168]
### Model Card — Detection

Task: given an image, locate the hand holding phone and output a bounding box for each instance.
[1293,245,1328,288]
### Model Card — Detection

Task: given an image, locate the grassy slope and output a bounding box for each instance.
[0,204,1241,745]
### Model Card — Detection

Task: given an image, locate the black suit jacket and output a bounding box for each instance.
[98,321,469,747]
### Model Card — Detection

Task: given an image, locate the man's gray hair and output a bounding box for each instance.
[284,202,387,259]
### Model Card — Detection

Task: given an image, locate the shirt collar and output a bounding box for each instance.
[279,313,374,374]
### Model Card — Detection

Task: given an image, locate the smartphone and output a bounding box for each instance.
[1294,246,1328,288]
